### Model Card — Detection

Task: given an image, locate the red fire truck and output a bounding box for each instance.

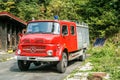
[15,20,89,73]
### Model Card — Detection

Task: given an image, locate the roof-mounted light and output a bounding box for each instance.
[54,15,59,20]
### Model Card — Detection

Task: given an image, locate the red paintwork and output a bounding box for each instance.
[16,20,78,61]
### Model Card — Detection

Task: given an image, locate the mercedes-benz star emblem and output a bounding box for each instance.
[30,46,36,53]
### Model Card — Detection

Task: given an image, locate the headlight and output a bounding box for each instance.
[47,50,53,56]
[17,49,21,55]
[57,44,60,49]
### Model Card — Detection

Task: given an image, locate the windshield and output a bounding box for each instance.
[26,22,60,34]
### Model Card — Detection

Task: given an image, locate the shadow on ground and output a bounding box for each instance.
[9,59,81,73]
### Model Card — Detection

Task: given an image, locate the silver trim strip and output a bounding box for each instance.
[16,56,59,61]
[69,49,83,61]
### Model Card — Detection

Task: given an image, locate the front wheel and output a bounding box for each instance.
[33,62,41,66]
[57,52,68,73]
[18,60,31,71]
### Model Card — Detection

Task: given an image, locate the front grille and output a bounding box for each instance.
[35,39,44,43]
[22,46,46,53]
[22,38,44,43]
[23,39,30,43]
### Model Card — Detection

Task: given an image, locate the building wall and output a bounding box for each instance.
[0,22,2,49]
[0,21,7,51]
[0,20,26,51]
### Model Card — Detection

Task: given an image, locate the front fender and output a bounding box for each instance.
[56,44,67,60]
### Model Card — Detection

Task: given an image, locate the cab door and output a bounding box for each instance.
[61,24,71,52]
[69,24,77,52]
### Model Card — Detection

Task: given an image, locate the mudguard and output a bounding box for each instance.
[56,44,68,61]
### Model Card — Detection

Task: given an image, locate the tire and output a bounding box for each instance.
[78,49,86,61]
[57,52,68,73]
[33,62,41,66]
[18,60,31,71]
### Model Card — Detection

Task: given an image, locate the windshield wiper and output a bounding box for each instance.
[26,31,53,34]
[26,32,33,34]
[26,31,43,34]
[37,31,53,34]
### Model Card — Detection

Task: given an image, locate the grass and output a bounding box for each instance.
[64,40,120,80]
[87,42,120,80]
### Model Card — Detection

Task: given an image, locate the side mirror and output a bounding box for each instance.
[19,33,23,38]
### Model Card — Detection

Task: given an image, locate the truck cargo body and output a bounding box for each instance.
[77,24,89,49]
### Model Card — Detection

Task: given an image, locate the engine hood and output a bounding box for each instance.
[20,33,60,44]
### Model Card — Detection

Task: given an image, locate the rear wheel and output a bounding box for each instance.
[57,52,68,73]
[18,60,31,71]
[78,49,86,61]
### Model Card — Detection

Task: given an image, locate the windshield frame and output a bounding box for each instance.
[26,21,60,35]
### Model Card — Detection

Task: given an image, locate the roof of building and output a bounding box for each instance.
[0,12,27,25]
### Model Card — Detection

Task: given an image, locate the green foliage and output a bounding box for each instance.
[78,0,120,39]
[16,1,40,21]
[87,42,120,79]
[0,1,15,12]
[45,0,81,20]
[88,43,116,58]
[0,0,120,39]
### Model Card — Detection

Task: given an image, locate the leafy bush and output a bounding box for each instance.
[87,42,116,58]
[87,42,120,79]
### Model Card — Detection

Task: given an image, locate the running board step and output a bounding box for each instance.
[69,50,83,61]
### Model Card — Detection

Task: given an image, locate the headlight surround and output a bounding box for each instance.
[17,49,21,55]
[47,50,53,56]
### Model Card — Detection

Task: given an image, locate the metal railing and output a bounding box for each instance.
[63,20,88,28]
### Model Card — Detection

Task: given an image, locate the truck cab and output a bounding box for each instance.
[16,20,89,73]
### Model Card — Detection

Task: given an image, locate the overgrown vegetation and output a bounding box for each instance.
[87,41,120,80]
[0,0,120,39]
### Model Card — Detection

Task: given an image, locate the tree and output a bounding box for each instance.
[0,0,119,39]
[77,0,120,39]
[0,1,15,12]
[16,1,40,21]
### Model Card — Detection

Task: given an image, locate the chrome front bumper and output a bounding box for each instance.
[16,56,59,62]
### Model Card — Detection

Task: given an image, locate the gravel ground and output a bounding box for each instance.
[0,51,14,62]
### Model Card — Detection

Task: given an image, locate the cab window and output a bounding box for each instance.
[62,25,68,35]
[27,22,60,34]
[70,26,75,35]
